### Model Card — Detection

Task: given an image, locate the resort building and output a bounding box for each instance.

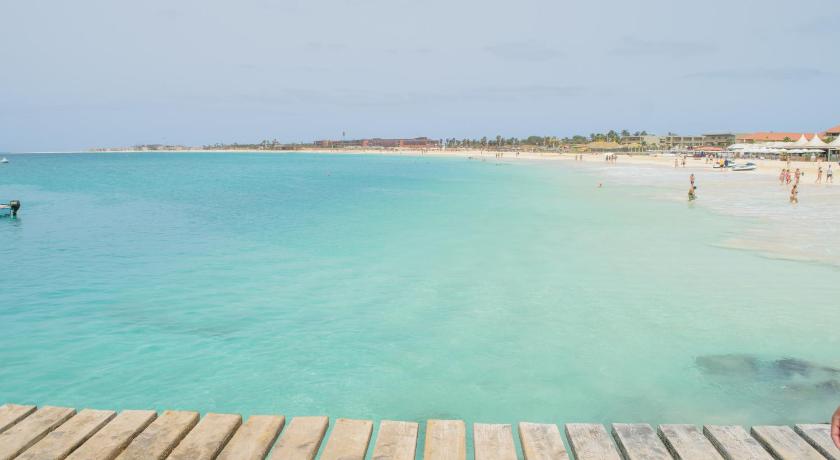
[825,124,840,138]
[701,133,738,148]
[736,132,812,143]
[659,135,705,149]
[315,137,440,148]
[619,135,660,146]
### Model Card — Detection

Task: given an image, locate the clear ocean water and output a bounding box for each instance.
[1,153,839,427]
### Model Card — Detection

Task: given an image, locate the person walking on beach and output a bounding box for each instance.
[690,173,695,186]
[779,168,786,185]
[794,168,802,185]
[790,184,799,204]
[785,169,791,185]
[828,165,834,184]
[816,166,823,183]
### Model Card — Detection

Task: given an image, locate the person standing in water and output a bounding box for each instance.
[794,168,802,185]
[790,184,799,203]
[688,175,696,201]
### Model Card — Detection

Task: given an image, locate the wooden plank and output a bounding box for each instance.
[474,423,516,460]
[268,416,329,460]
[115,410,199,460]
[750,425,824,460]
[66,410,157,460]
[0,404,36,434]
[658,424,723,460]
[217,415,285,460]
[168,412,242,460]
[370,420,418,460]
[611,423,670,460]
[424,420,466,460]
[795,424,840,460]
[18,409,116,460]
[518,422,569,460]
[0,406,75,460]
[320,418,374,460]
[564,423,621,460]
[703,425,773,460]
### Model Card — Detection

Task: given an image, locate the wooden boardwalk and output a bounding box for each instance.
[2,403,839,460]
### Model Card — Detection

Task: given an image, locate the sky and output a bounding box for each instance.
[1,0,838,151]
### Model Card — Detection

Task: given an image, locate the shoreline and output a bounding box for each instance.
[84,147,840,187]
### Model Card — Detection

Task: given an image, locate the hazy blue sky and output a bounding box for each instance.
[1,0,838,151]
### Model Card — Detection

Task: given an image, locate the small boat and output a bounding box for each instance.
[0,200,21,217]
[732,162,757,171]
[0,158,8,164]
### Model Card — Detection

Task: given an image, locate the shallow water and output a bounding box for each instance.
[1,153,839,426]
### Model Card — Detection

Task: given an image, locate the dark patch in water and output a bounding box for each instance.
[697,354,840,396]
[695,354,760,377]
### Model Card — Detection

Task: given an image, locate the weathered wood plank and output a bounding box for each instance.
[370,420,418,460]
[19,409,116,460]
[115,410,199,460]
[66,410,157,460]
[658,424,723,460]
[0,404,36,434]
[518,422,569,460]
[320,418,374,460]
[795,424,840,460]
[750,425,824,460]
[268,416,329,460]
[611,423,670,460]
[168,412,242,460]
[424,420,466,460]
[0,406,75,460]
[703,425,773,460]
[474,423,516,460]
[217,415,285,460]
[564,423,621,460]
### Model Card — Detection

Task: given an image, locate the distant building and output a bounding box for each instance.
[314,137,440,148]
[737,132,810,143]
[701,133,737,148]
[825,124,840,138]
[660,135,704,149]
[620,135,660,145]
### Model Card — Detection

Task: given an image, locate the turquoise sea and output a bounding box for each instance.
[1,153,839,426]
